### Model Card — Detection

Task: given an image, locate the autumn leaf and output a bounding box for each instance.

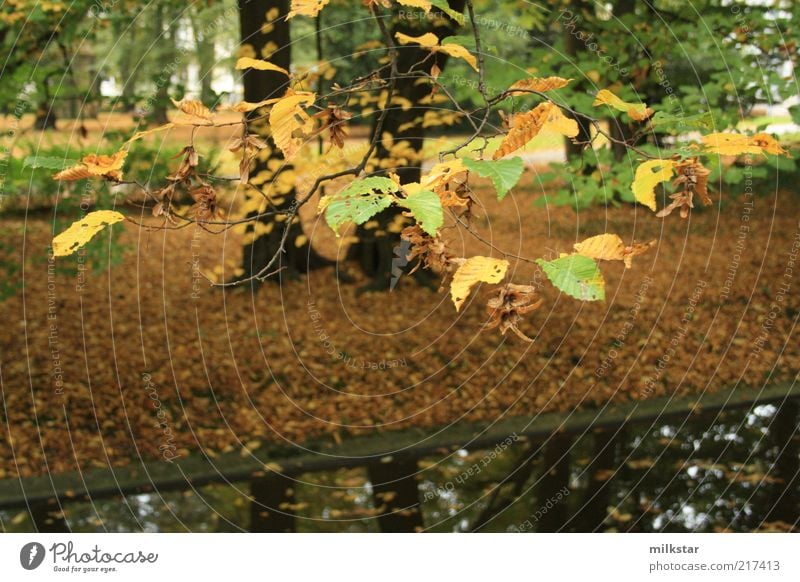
[395,31,439,48]
[287,0,329,18]
[493,102,578,159]
[631,159,677,211]
[574,234,627,262]
[53,150,128,182]
[269,90,316,160]
[124,123,175,145]
[234,57,289,76]
[394,32,477,71]
[536,255,605,301]
[396,0,432,11]
[574,234,655,269]
[52,210,126,257]
[450,256,509,311]
[701,132,790,157]
[508,76,572,95]
[170,98,213,121]
[226,98,282,113]
[593,89,653,121]
[437,41,478,71]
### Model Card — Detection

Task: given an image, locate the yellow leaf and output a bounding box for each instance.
[437,42,478,71]
[235,57,289,76]
[52,211,126,257]
[701,132,790,157]
[394,32,477,71]
[632,159,676,211]
[170,98,213,121]
[574,235,654,269]
[395,31,440,48]
[508,76,572,95]
[287,0,329,18]
[593,89,653,121]
[124,123,175,145]
[450,256,509,312]
[269,90,316,160]
[226,98,282,113]
[574,234,627,261]
[493,102,578,159]
[396,0,431,10]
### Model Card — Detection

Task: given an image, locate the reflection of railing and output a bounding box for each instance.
[2,382,798,532]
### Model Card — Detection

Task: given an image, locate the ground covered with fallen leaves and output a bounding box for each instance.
[1,178,799,478]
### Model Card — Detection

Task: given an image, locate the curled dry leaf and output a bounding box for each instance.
[508,76,572,95]
[485,283,542,342]
[189,183,222,221]
[225,97,281,113]
[657,157,712,219]
[170,98,213,122]
[53,150,128,182]
[574,233,655,269]
[400,224,453,276]
[493,102,578,159]
[313,103,353,149]
[450,256,509,312]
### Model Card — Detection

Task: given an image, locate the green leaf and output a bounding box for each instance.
[648,111,714,132]
[23,156,79,171]
[463,157,525,200]
[535,255,605,301]
[398,189,443,235]
[324,177,399,234]
[429,0,465,25]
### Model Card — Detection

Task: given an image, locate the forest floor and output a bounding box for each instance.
[1,126,799,477]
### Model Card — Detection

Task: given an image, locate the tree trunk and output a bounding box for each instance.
[346,2,465,284]
[237,0,330,284]
[570,426,625,532]
[535,434,573,532]
[250,473,296,532]
[367,456,424,532]
[30,500,70,532]
[34,102,57,130]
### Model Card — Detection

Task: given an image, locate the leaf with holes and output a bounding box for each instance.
[536,255,605,301]
[323,177,399,234]
[632,159,676,211]
[463,157,524,200]
[450,256,509,311]
[52,210,126,257]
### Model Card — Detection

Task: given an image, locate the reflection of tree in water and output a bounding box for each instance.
[2,402,796,532]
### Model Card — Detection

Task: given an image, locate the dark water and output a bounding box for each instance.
[2,399,797,533]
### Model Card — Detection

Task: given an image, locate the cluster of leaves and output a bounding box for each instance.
[47,0,793,342]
